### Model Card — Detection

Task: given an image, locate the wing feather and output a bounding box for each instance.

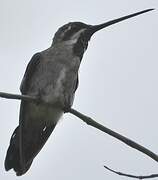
[20,53,41,94]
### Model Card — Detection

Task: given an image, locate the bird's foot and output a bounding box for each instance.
[63,106,71,113]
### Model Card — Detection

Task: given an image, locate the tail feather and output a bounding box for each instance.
[5,127,21,173]
[5,123,57,176]
[5,126,33,175]
[5,101,61,176]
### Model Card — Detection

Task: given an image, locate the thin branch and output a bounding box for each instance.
[0,92,36,102]
[0,91,158,164]
[104,165,158,179]
[69,109,158,163]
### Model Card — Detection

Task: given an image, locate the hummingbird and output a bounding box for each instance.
[5,9,154,176]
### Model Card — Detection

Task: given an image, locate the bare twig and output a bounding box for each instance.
[104,165,158,179]
[69,109,158,163]
[0,91,158,164]
[0,92,36,102]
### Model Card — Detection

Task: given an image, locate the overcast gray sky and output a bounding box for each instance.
[0,0,158,179]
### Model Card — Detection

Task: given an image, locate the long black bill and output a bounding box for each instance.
[89,9,154,35]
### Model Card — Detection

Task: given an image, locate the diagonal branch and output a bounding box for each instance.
[104,165,158,179]
[69,109,158,163]
[0,91,158,164]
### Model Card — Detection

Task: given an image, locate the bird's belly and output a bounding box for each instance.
[28,103,63,125]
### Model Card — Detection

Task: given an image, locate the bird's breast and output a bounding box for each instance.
[42,56,80,108]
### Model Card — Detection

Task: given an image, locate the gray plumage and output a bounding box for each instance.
[4,8,154,176]
[5,39,80,175]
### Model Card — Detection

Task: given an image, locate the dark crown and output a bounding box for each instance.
[53,22,90,44]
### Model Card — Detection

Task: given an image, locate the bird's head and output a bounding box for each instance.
[52,22,91,55]
[52,9,154,58]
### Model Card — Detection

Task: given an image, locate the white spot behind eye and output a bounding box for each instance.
[43,126,47,132]
[71,29,85,40]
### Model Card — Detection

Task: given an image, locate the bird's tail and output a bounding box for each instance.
[5,126,33,176]
[5,122,57,176]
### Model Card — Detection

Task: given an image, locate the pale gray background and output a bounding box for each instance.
[0,0,158,179]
